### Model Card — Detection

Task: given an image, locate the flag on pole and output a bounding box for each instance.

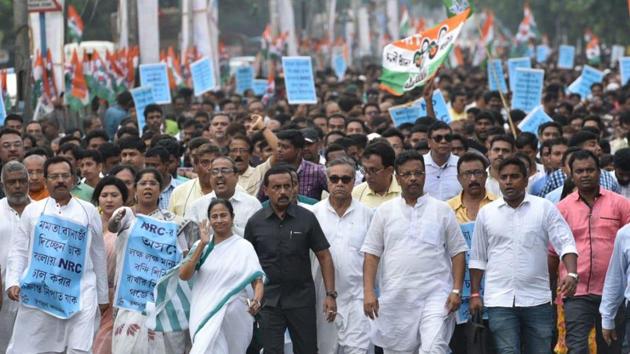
[442,0,474,18]
[472,10,495,66]
[584,29,601,65]
[399,6,411,38]
[380,8,470,96]
[67,50,90,111]
[43,50,58,101]
[67,5,84,43]
[515,5,538,43]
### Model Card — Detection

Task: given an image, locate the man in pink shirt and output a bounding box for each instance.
[550,149,630,353]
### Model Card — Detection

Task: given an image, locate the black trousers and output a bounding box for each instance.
[564,295,625,354]
[260,305,317,354]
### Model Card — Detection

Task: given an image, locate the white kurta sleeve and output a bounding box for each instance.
[469,209,489,270]
[88,207,109,305]
[444,208,468,258]
[6,206,34,289]
[360,207,385,257]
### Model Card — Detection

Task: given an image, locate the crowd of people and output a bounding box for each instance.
[1,54,630,354]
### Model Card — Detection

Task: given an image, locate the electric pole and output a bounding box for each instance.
[13,0,33,119]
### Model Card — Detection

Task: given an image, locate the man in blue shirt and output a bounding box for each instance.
[104,91,133,138]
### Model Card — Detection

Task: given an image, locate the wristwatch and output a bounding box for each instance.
[568,273,579,280]
[451,289,461,296]
[326,290,338,299]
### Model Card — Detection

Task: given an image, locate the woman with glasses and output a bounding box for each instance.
[180,198,264,354]
[108,168,198,354]
[92,176,128,354]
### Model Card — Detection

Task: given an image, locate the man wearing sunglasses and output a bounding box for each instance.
[423,121,461,201]
[352,142,401,208]
[311,157,374,354]
[362,150,467,354]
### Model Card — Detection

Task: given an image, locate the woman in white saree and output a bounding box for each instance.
[179,198,264,354]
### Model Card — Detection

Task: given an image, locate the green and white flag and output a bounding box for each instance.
[443,0,474,18]
[380,8,470,96]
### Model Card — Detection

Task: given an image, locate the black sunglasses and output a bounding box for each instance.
[432,134,453,143]
[328,175,353,184]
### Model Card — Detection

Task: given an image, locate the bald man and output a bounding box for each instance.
[23,155,48,201]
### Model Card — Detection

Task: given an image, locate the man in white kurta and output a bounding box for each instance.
[311,158,374,354]
[361,150,467,354]
[0,161,31,352]
[5,157,108,354]
[185,157,261,235]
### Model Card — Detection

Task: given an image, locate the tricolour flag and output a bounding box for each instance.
[515,5,538,43]
[585,29,601,65]
[67,5,84,43]
[67,50,90,111]
[472,10,495,66]
[443,0,474,18]
[380,8,470,96]
[399,6,411,38]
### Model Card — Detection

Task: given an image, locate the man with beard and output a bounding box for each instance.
[208,112,231,151]
[245,165,336,354]
[469,157,578,353]
[0,162,30,351]
[311,158,374,353]
[551,150,630,352]
[6,156,107,354]
[228,115,279,196]
[613,148,630,198]
[301,128,325,165]
[485,135,515,197]
[185,156,261,234]
[472,112,495,148]
[362,150,467,354]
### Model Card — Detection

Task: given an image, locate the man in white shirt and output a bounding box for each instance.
[362,150,467,354]
[6,156,108,354]
[0,161,30,352]
[311,158,374,354]
[185,156,262,235]
[423,121,461,201]
[469,156,578,353]
[485,135,515,197]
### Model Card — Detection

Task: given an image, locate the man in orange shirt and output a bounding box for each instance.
[23,154,48,201]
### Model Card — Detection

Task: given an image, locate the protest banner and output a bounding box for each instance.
[139,63,171,104]
[190,57,216,96]
[282,56,317,104]
[457,222,487,324]
[388,90,451,126]
[130,86,155,135]
[620,57,630,85]
[507,57,531,92]
[567,65,604,100]
[252,79,268,96]
[612,45,625,66]
[511,67,544,113]
[333,52,347,80]
[536,45,550,63]
[115,214,181,312]
[19,214,89,319]
[557,45,575,69]
[518,105,553,136]
[380,8,470,95]
[0,88,5,126]
[235,66,254,95]
[487,59,508,94]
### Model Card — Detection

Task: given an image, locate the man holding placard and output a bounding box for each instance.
[5,156,108,354]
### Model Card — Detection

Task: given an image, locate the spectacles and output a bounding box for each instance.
[460,170,486,179]
[47,173,72,181]
[211,168,235,176]
[364,167,386,176]
[398,170,425,178]
[328,175,353,184]
[431,134,453,143]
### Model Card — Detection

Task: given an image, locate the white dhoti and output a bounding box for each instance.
[371,292,454,354]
